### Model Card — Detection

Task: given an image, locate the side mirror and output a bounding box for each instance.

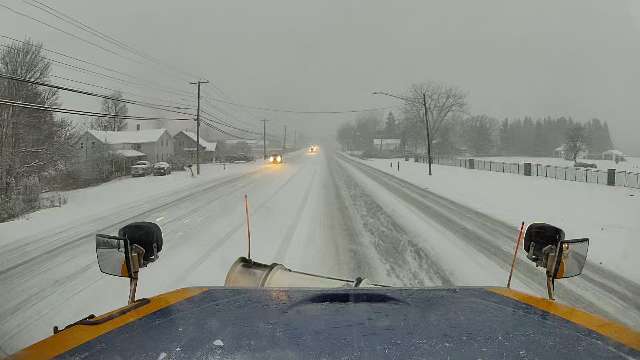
[523,223,564,267]
[548,238,589,279]
[96,222,163,304]
[523,223,589,300]
[118,222,162,266]
[96,234,137,278]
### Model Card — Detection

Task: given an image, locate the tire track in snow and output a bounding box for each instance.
[0,171,267,352]
[331,156,452,287]
[338,153,639,327]
[273,167,318,262]
[0,170,262,276]
[170,161,311,285]
[0,172,263,331]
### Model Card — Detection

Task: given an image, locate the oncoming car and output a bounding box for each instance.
[268,152,283,164]
[308,145,319,153]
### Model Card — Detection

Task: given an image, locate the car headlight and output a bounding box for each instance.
[269,156,274,162]
[276,156,282,162]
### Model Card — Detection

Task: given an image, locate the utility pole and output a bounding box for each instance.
[373,90,433,175]
[283,125,287,150]
[261,119,269,159]
[189,80,209,175]
[293,130,297,149]
[423,92,432,176]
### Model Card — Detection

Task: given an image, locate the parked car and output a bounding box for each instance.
[131,161,152,177]
[153,162,172,176]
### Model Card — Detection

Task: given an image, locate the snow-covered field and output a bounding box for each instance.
[1,149,638,356]
[478,155,640,172]
[353,156,640,283]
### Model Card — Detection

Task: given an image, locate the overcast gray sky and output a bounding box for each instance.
[2,0,639,153]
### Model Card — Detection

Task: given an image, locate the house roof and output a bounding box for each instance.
[88,129,168,144]
[602,149,623,155]
[373,138,401,145]
[180,131,217,151]
[224,139,260,145]
[113,149,146,158]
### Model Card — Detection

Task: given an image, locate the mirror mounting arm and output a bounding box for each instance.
[128,244,145,304]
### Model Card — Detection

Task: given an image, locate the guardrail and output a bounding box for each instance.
[410,155,640,189]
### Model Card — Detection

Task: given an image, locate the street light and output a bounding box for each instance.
[372,91,432,175]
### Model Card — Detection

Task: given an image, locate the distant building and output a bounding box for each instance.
[173,131,217,163]
[553,145,566,158]
[602,149,625,162]
[223,139,264,158]
[373,138,401,152]
[77,129,174,163]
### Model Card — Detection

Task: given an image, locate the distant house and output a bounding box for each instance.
[173,131,217,163]
[223,139,264,158]
[602,149,625,162]
[553,145,566,158]
[77,129,174,163]
[373,138,401,152]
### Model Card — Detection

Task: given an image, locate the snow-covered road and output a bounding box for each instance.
[1,149,638,355]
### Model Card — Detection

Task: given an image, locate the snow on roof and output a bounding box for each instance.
[113,149,146,157]
[180,131,217,151]
[373,138,401,145]
[602,149,624,155]
[554,145,566,151]
[224,139,259,145]
[88,129,167,144]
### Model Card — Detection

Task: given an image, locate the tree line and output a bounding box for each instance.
[337,82,614,159]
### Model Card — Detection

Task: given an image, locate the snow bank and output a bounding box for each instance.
[352,156,640,283]
[479,156,640,172]
[0,162,262,248]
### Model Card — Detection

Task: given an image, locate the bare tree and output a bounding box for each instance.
[0,39,75,220]
[403,82,467,141]
[564,123,587,163]
[91,90,128,131]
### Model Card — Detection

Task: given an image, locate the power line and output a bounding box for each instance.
[207,96,395,114]
[201,119,254,140]
[0,97,192,121]
[0,42,194,102]
[202,89,265,125]
[48,73,194,109]
[200,109,262,136]
[0,72,196,116]
[23,0,201,82]
[0,2,148,66]
[0,34,190,95]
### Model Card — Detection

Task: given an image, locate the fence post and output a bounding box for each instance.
[524,163,532,176]
[607,169,615,186]
[469,159,475,170]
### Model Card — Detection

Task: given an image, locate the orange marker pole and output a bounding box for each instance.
[244,194,251,260]
[507,222,525,288]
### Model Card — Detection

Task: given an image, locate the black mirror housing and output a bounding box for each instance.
[523,223,564,266]
[118,222,163,265]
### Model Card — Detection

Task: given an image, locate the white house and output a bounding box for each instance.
[373,138,401,152]
[602,149,625,162]
[174,131,217,163]
[78,129,174,163]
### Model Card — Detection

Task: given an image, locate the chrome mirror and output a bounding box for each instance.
[548,238,589,279]
[96,234,136,278]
